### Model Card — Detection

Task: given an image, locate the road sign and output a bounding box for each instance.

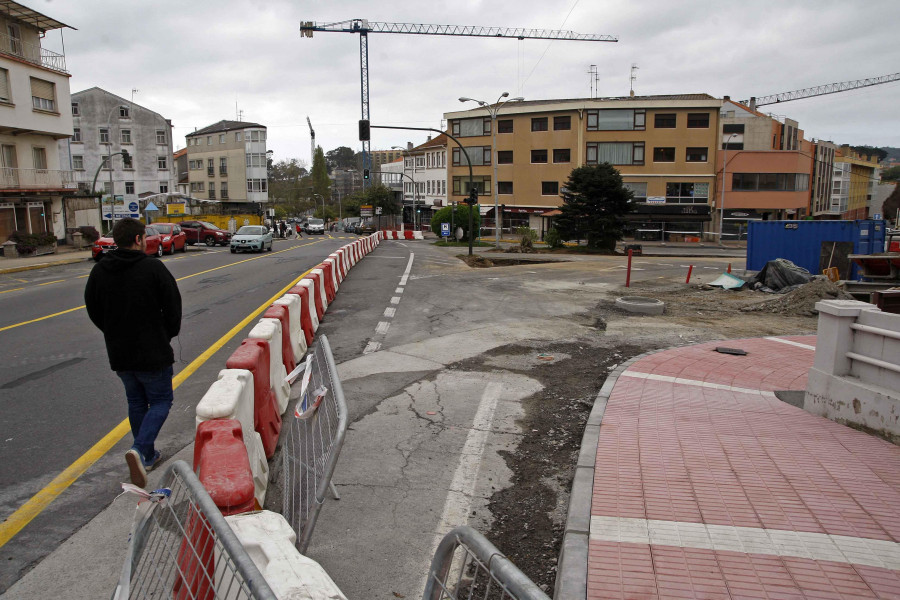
[375,206,382,215]
[360,204,373,217]
[128,201,139,212]
[647,196,665,204]
[874,213,882,220]
[440,222,450,237]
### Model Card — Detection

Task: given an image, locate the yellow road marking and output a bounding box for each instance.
[0,240,325,333]
[0,265,318,549]
[37,280,65,286]
[0,287,23,294]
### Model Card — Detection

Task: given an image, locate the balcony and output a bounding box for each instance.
[0,31,67,74]
[221,190,229,199]
[207,168,215,177]
[219,167,227,175]
[0,168,77,190]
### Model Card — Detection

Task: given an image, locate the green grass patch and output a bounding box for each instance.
[433,240,495,247]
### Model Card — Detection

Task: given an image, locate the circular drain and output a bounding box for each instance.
[615,296,665,315]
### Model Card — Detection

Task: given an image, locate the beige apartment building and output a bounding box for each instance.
[185,120,267,209]
[444,95,721,239]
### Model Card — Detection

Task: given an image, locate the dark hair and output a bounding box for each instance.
[112,218,145,248]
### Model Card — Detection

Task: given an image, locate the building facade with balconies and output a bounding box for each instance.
[186,120,267,210]
[0,3,74,243]
[831,145,880,220]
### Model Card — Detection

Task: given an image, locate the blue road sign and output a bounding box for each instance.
[441,222,450,237]
[128,201,139,212]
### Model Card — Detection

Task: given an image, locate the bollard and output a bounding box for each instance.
[686,264,694,284]
[727,262,732,273]
[625,249,633,288]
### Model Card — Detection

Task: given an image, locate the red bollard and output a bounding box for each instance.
[686,265,694,284]
[625,249,633,288]
[727,263,732,273]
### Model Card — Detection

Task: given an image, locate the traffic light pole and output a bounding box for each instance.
[369,124,476,255]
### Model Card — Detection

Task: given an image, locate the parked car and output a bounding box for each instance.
[344,222,357,234]
[230,225,273,253]
[178,220,232,247]
[151,222,187,255]
[305,218,325,235]
[358,219,376,234]
[91,225,164,260]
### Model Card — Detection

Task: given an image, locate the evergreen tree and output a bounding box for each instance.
[555,164,633,251]
[311,146,331,203]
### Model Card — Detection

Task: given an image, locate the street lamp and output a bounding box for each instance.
[459,92,524,247]
[313,193,325,220]
[719,133,739,247]
[392,146,418,230]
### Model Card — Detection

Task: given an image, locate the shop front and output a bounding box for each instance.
[624,203,712,242]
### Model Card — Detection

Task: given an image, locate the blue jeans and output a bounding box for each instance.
[117,366,174,463]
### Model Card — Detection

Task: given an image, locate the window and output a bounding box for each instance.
[121,129,132,144]
[452,146,490,166]
[531,117,548,132]
[553,149,571,163]
[71,102,80,115]
[103,181,111,194]
[30,77,56,112]
[722,123,744,134]
[498,181,513,194]
[119,105,129,118]
[218,134,225,144]
[125,181,134,194]
[7,23,21,55]
[220,157,227,174]
[553,116,571,130]
[247,179,268,192]
[732,173,809,192]
[160,182,169,193]
[531,149,548,163]
[541,181,559,195]
[235,132,243,142]
[451,176,491,195]
[220,182,228,199]
[687,113,710,128]
[0,68,10,103]
[0,144,17,170]
[190,182,205,192]
[722,141,744,150]
[32,147,47,170]
[246,153,266,168]
[665,182,709,204]
[451,118,491,137]
[655,113,676,128]
[72,155,84,170]
[586,142,644,165]
[653,147,675,162]
[157,156,167,170]
[207,136,212,145]
[207,158,214,176]
[247,130,266,142]
[99,128,109,143]
[685,147,708,162]
[497,150,513,164]
[72,127,81,143]
[156,130,166,145]
[623,182,647,202]
[586,109,644,131]
[208,184,216,199]
[497,119,513,133]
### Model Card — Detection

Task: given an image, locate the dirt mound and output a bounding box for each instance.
[742,277,853,317]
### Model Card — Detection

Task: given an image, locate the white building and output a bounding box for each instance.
[0,3,75,243]
[400,134,448,228]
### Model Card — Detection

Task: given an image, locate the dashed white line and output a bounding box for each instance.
[395,287,404,294]
[399,253,415,286]
[390,296,401,305]
[383,307,396,318]
[363,341,382,354]
[375,321,391,335]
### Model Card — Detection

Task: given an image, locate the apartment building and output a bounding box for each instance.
[330,168,362,206]
[0,3,74,243]
[60,88,175,217]
[398,134,448,226]
[173,148,188,195]
[831,145,880,220]
[810,140,838,218]
[717,99,814,239]
[369,148,404,173]
[185,120,268,209]
[445,95,721,239]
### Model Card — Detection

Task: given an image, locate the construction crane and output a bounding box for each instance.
[740,72,900,108]
[300,19,617,186]
[306,116,315,165]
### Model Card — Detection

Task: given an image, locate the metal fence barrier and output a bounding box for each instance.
[282,334,349,553]
[423,526,550,600]
[112,460,276,600]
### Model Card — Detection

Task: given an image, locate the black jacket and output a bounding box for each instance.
[85,249,182,372]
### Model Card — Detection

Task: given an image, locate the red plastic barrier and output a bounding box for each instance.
[286,285,315,347]
[328,253,344,283]
[404,230,414,240]
[193,419,255,515]
[173,504,213,600]
[263,305,296,372]
[305,274,325,320]
[225,339,281,458]
[318,263,336,303]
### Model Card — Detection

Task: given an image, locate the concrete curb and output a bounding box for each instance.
[553,347,666,600]
[0,256,90,274]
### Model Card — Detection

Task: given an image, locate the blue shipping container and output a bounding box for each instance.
[747,220,887,280]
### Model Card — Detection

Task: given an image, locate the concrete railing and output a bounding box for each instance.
[805,299,900,443]
[0,168,78,190]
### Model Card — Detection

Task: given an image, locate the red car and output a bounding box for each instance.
[151,222,187,254]
[91,225,164,261]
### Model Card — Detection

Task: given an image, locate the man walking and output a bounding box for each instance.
[85,218,182,488]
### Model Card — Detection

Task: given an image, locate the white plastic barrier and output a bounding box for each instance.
[295,279,319,332]
[324,257,340,293]
[327,253,344,283]
[341,245,354,268]
[272,294,307,363]
[224,510,347,600]
[195,369,269,507]
[309,269,329,313]
[249,319,291,414]
[413,231,424,240]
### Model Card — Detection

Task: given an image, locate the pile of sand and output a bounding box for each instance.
[742,277,854,317]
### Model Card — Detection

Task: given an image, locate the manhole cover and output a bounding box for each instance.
[615,296,665,315]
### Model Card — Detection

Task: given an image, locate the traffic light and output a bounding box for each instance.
[363,169,370,180]
[466,187,478,205]
[359,119,370,141]
[121,149,132,169]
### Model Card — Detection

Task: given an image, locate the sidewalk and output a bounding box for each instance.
[0,246,92,274]
[563,335,900,599]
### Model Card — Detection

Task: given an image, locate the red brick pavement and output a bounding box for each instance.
[587,336,900,599]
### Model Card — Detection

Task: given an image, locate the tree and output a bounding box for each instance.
[881,166,900,182]
[430,204,481,241]
[325,146,357,172]
[554,164,633,251]
[852,146,888,163]
[311,146,331,204]
[268,158,311,216]
[882,183,900,225]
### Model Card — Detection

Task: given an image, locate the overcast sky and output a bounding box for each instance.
[39,0,900,166]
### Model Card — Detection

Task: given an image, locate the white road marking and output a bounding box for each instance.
[390,296,401,305]
[619,370,776,397]
[395,287,404,294]
[383,307,396,318]
[375,321,391,335]
[363,341,381,354]
[765,336,816,351]
[590,516,900,570]
[399,253,415,286]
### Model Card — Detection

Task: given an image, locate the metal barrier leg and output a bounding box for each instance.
[329,481,341,500]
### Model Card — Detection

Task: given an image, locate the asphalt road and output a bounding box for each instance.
[0,233,360,593]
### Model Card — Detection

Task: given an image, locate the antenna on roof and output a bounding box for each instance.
[630,64,638,97]
[588,64,598,98]
[131,88,139,104]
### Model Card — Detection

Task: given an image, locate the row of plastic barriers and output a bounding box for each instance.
[381,229,424,240]
[114,233,383,599]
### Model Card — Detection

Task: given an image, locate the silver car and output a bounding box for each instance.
[305,218,325,235]
[230,225,273,253]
